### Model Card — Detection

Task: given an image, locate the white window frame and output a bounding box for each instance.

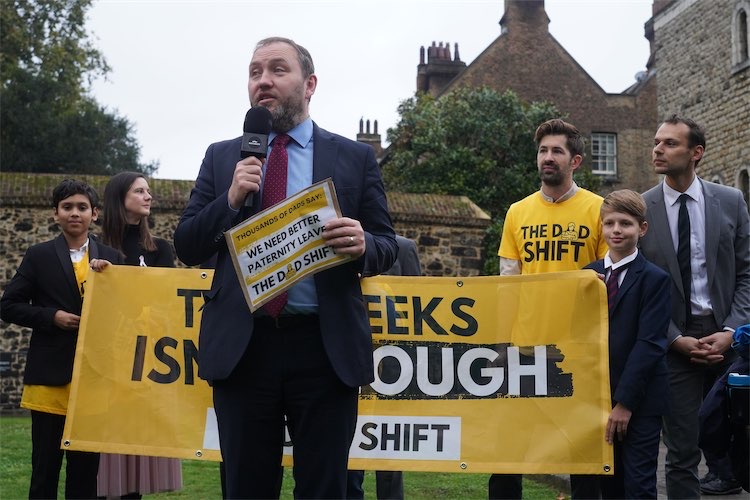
[591,133,617,176]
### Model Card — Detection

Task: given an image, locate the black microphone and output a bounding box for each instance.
[241,106,273,207]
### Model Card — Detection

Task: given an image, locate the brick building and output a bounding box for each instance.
[412,0,659,194]
[648,0,750,205]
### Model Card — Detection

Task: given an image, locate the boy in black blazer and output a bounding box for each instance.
[1,179,122,499]
[578,190,671,499]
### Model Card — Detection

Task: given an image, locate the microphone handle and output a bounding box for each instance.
[242,152,265,207]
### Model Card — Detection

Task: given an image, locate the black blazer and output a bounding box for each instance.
[0,234,122,386]
[585,253,671,416]
[174,123,398,387]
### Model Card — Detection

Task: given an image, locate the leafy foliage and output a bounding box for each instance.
[385,88,559,219]
[384,87,566,274]
[0,0,157,174]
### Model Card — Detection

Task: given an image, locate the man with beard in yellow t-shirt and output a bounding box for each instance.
[491,118,608,499]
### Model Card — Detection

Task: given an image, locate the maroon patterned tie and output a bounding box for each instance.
[261,134,291,317]
[606,266,623,310]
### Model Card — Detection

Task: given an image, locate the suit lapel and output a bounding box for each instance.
[588,260,609,312]
[590,260,606,275]
[613,254,644,311]
[310,123,338,292]
[649,189,687,300]
[312,123,338,183]
[54,234,81,301]
[702,181,720,293]
[89,237,100,260]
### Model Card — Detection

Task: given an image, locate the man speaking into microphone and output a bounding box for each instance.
[174,37,397,498]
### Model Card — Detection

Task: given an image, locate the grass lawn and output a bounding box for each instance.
[0,415,567,499]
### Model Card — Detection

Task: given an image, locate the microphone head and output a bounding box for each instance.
[243,106,273,134]
[241,107,273,159]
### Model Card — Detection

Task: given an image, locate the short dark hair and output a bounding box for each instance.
[661,114,706,149]
[255,37,315,78]
[52,179,99,209]
[534,118,585,157]
[601,189,647,223]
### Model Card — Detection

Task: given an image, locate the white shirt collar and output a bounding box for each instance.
[604,248,638,271]
[69,238,90,263]
[663,176,701,207]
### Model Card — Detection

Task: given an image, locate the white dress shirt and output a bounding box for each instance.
[662,177,711,316]
[604,248,638,286]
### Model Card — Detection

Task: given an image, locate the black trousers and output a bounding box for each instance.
[346,469,404,499]
[29,410,99,499]
[488,474,522,499]
[570,414,662,499]
[213,319,358,499]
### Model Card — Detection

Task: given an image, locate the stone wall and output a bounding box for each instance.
[0,173,490,410]
[652,0,750,193]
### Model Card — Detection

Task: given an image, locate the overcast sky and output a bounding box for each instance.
[87,0,653,181]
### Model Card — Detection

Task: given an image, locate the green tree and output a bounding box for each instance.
[385,88,558,218]
[0,0,157,175]
[384,87,589,274]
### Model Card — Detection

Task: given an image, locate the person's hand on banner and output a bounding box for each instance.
[89,259,113,272]
[323,217,365,257]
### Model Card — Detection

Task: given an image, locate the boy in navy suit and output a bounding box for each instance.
[580,189,671,499]
[1,179,121,499]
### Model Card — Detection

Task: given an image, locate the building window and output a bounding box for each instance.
[732,2,750,72]
[591,133,617,175]
[742,10,749,57]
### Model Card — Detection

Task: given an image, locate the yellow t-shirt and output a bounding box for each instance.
[21,384,70,415]
[498,189,608,275]
[72,247,90,298]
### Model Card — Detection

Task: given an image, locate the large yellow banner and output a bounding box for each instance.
[63,267,613,475]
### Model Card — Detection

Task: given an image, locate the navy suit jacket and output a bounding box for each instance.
[0,234,122,386]
[640,179,750,342]
[585,253,671,416]
[174,123,397,387]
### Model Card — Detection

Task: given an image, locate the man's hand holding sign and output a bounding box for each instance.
[225,179,359,312]
[322,216,365,257]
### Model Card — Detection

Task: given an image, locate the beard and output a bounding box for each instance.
[265,81,307,133]
[539,163,565,186]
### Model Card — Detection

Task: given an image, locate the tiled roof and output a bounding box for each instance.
[388,192,490,227]
[0,172,195,211]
